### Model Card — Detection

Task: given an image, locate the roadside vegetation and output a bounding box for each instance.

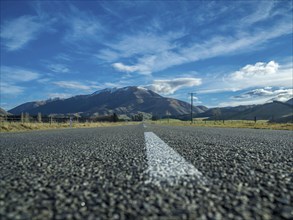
[1,116,292,132]
[0,121,138,132]
[149,119,293,130]
[0,112,139,132]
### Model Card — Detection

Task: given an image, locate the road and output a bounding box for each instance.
[0,124,292,219]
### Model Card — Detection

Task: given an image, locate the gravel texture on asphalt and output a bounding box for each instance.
[0,124,292,220]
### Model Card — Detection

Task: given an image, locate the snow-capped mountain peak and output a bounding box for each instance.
[92,86,148,95]
[92,87,118,95]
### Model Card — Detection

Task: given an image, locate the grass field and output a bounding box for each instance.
[0,121,138,132]
[1,119,292,132]
[149,119,293,130]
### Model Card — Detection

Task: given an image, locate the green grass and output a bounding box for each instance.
[149,119,293,130]
[0,121,139,132]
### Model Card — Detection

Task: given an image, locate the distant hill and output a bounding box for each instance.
[198,100,293,122]
[7,86,292,122]
[9,86,207,117]
[197,105,256,120]
[286,98,293,105]
[0,107,12,116]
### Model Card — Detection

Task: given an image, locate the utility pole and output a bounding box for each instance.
[166,111,170,123]
[188,92,196,124]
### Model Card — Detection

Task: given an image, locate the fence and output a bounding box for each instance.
[0,114,116,123]
[0,113,283,124]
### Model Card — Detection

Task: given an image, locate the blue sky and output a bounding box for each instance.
[1,0,292,110]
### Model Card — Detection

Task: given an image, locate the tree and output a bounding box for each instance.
[113,113,119,122]
[132,113,143,121]
[137,113,143,121]
[151,115,159,121]
[212,108,222,121]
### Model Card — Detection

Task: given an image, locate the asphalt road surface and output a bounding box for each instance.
[1,124,292,220]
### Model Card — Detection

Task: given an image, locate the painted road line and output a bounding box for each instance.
[143,124,147,128]
[144,132,206,185]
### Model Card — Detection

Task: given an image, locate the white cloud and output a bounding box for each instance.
[191,96,202,104]
[234,88,292,100]
[0,15,51,51]
[55,53,72,62]
[230,61,279,80]
[54,81,101,91]
[269,94,293,102]
[112,63,138,73]
[107,32,183,58]
[0,82,24,95]
[1,66,40,82]
[48,93,72,99]
[37,78,51,83]
[0,66,42,95]
[233,89,272,99]
[147,77,202,95]
[111,51,188,75]
[109,17,291,75]
[47,64,69,73]
[199,61,293,94]
[219,88,292,107]
[227,61,292,90]
[241,1,275,25]
[219,97,269,107]
[96,31,184,65]
[64,6,103,43]
[96,49,120,62]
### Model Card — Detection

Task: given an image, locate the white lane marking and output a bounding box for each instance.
[143,124,147,128]
[144,132,206,185]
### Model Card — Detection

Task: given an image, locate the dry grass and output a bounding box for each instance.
[1,120,292,132]
[150,119,293,130]
[0,121,139,132]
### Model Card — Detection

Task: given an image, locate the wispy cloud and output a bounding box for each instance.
[95,49,120,62]
[234,88,292,101]
[0,82,24,95]
[48,93,72,99]
[47,64,69,73]
[104,2,291,75]
[0,66,41,95]
[0,15,53,51]
[147,77,202,95]
[108,32,183,58]
[240,1,292,27]
[1,66,40,82]
[37,78,51,84]
[219,87,293,107]
[240,1,275,25]
[218,97,269,107]
[54,81,101,91]
[191,96,202,104]
[96,30,185,67]
[55,53,72,62]
[111,22,290,74]
[112,63,138,73]
[63,6,104,43]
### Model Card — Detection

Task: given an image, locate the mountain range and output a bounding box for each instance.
[8,86,207,117]
[197,99,293,122]
[4,87,293,123]
[0,107,11,116]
